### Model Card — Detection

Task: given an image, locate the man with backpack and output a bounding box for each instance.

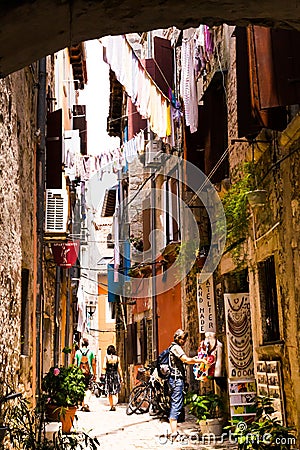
[166,329,207,441]
[74,338,96,411]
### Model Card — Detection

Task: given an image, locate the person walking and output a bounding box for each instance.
[103,345,123,411]
[168,329,207,441]
[74,338,96,411]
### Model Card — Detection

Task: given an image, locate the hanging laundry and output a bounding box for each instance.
[180,30,198,133]
[102,35,170,138]
[76,280,87,333]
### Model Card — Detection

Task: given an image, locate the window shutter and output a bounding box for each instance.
[73,105,87,155]
[132,322,138,365]
[251,26,300,109]
[127,323,133,364]
[127,98,147,140]
[235,26,287,137]
[144,37,173,97]
[153,36,173,96]
[140,318,147,365]
[235,27,262,137]
[46,109,62,189]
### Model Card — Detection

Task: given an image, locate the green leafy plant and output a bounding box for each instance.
[53,429,100,449]
[228,396,296,449]
[184,391,223,422]
[3,396,53,449]
[42,366,86,408]
[221,161,256,265]
[3,395,100,449]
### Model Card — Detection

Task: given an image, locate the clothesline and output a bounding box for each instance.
[101,35,171,138]
[65,129,147,181]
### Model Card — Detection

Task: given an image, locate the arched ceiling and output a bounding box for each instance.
[1,0,299,77]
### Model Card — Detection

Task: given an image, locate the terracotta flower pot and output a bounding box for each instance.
[45,404,60,422]
[45,404,77,433]
[60,406,77,434]
[199,418,223,436]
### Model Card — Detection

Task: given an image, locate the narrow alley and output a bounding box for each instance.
[1,2,300,450]
[71,394,238,450]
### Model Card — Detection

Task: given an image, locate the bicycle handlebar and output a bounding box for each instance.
[0,392,22,405]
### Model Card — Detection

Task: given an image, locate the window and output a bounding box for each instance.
[107,301,116,321]
[258,256,280,343]
[107,233,114,249]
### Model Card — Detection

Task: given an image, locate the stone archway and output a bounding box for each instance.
[1,0,300,77]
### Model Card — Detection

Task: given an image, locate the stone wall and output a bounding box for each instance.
[0,67,37,394]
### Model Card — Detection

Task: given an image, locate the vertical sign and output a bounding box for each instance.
[196,274,216,333]
[224,293,254,379]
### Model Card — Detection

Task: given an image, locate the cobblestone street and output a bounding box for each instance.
[72,394,238,450]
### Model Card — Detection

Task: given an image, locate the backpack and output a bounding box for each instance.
[157,345,174,379]
[79,349,91,376]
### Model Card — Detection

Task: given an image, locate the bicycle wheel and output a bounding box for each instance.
[136,386,151,414]
[126,385,148,415]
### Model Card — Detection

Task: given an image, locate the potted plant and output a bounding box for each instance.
[229,396,296,449]
[42,365,86,433]
[246,189,267,207]
[185,391,224,436]
[3,395,100,449]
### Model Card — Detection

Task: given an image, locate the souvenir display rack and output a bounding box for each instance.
[256,360,285,424]
[228,379,256,421]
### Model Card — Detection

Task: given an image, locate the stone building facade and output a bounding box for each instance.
[182,23,300,435]
[0,66,38,396]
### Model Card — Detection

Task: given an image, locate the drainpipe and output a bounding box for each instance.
[54,266,61,366]
[64,270,71,367]
[36,57,47,397]
[151,174,158,360]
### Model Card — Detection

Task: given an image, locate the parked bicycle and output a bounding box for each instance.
[126,365,170,417]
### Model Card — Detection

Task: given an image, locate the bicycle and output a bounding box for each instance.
[126,366,170,417]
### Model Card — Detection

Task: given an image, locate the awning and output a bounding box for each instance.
[101,185,118,217]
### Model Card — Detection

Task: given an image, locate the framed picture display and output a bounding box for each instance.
[256,360,285,424]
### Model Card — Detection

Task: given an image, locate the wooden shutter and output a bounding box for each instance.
[235,26,287,137]
[73,105,87,155]
[46,109,62,189]
[140,318,147,365]
[235,27,262,137]
[132,322,138,365]
[144,37,173,97]
[127,98,147,139]
[153,36,173,96]
[127,323,133,364]
[251,26,300,109]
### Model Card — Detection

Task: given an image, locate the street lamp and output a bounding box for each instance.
[86,302,96,318]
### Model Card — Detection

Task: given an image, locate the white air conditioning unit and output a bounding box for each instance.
[45,189,69,234]
[145,140,163,167]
